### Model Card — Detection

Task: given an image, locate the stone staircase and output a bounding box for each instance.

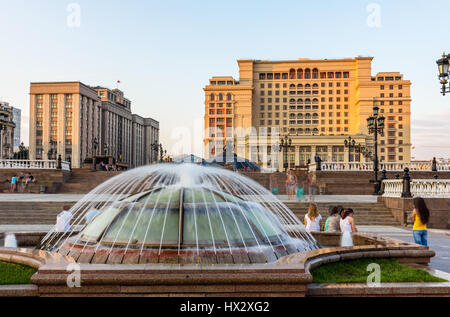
[0,199,399,226]
[0,201,75,225]
[284,201,400,226]
[56,169,121,194]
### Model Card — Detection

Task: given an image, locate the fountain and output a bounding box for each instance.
[40,164,319,265]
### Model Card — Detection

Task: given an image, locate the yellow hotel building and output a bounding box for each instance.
[203,57,411,170]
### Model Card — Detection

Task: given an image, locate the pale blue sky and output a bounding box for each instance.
[0,0,449,159]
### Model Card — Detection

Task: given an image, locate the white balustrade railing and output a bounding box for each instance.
[381,180,404,197]
[0,160,70,171]
[309,161,450,172]
[382,179,450,198]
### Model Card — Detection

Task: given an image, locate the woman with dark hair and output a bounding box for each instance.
[340,208,358,233]
[325,205,343,232]
[410,197,430,246]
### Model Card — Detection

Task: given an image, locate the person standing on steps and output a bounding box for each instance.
[410,197,430,246]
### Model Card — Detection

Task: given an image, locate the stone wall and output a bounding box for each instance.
[381,196,450,229]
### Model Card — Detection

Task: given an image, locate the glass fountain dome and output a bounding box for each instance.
[40,164,318,265]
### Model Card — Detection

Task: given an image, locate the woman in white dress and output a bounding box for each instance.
[340,208,358,233]
[304,203,322,232]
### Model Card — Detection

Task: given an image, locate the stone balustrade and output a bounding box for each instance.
[382,179,450,198]
[309,161,450,172]
[0,160,70,171]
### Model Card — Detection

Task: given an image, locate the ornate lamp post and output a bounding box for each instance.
[92,137,98,170]
[367,98,385,195]
[93,137,98,156]
[48,140,57,160]
[436,52,450,95]
[279,135,292,172]
[150,142,160,164]
[344,136,356,162]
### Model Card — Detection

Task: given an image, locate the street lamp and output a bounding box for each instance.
[344,136,356,162]
[279,135,292,172]
[436,52,450,95]
[367,98,385,195]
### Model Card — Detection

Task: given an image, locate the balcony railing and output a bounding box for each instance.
[0,160,70,171]
[308,161,450,172]
[382,179,450,198]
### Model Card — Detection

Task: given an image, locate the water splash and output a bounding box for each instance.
[4,233,18,248]
[40,164,319,265]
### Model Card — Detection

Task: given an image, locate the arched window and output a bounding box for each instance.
[226,93,232,101]
[305,84,311,88]
[313,128,319,134]
[210,93,215,101]
[312,98,319,103]
[297,69,303,79]
[297,128,303,133]
[290,84,295,88]
[305,128,311,133]
[289,69,296,79]
[290,98,296,103]
[297,113,303,118]
[289,128,296,134]
[312,113,319,118]
[312,68,319,79]
[297,98,303,103]
[218,93,223,101]
[305,113,311,118]
[305,68,311,79]
[289,113,296,118]
[312,83,319,88]
[297,84,303,89]
[305,98,311,103]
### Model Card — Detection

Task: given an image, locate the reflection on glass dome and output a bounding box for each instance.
[41,164,318,265]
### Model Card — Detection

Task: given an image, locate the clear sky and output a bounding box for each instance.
[0,0,449,160]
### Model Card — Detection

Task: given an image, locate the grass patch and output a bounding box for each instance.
[0,261,37,285]
[311,258,447,284]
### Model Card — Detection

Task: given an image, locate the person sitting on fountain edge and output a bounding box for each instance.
[340,208,357,233]
[304,203,322,233]
[325,205,343,232]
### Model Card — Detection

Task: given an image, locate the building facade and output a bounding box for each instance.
[0,101,16,159]
[29,82,159,168]
[203,57,411,170]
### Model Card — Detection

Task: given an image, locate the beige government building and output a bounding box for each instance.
[29,82,159,169]
[203,57,411,170]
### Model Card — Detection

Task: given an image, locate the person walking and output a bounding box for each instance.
[325,205,343,232]
[285,169,297,200]
[304,203,322,232]
[340,208,357,233]
[410,197,430,246]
